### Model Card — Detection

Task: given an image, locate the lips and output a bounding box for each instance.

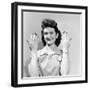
[46,38,51,41]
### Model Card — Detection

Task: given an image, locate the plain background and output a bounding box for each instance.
[0,0,89,89]
[23,12,81,76]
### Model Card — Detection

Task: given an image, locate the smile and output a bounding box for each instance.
[46,38,52,41]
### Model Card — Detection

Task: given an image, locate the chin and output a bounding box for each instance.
[45,40,55,46]
[47,42,54,46]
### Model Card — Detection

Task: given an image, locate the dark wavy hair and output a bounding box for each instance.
[41,19,62,46]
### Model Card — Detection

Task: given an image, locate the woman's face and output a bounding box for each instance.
[43,27,58,46]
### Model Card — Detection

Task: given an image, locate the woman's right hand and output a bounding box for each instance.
[27,33,39,53]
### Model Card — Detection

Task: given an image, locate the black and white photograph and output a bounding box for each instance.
[11,2,88,87]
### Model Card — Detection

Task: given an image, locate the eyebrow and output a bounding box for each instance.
[44,31,54,33]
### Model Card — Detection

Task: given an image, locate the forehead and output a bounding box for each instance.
[43,27,55,32]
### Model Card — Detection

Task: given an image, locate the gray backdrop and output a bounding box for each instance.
[23,11,81,76]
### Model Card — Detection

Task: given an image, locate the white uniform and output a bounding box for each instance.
[28,46,62,77]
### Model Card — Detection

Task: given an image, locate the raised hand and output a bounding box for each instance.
[61,31,72,50]
[26,33,39,52]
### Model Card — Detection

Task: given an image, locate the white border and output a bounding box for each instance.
[18,5,86,84]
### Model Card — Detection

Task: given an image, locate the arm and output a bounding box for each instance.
[24,57,31,77]
[28,51,40,77]
[26,33,40,77]
[60,31,71,76]
[61,49,70,75]
[24,52,40,77]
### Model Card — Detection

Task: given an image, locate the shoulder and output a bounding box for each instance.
[37,47,47,57]
[55,47,63,55]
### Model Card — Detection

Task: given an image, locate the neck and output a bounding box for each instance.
[46,44,57,51]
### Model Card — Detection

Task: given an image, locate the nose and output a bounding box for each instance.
[47,33,51,38]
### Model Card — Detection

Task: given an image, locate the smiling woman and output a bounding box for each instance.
[25,18,71,77]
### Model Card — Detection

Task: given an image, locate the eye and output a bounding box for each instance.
[50,32,53,34]
[44,32,48,35]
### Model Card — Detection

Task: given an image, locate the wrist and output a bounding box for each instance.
[62,48,69,54]
[63,47,68,51]
[30,51,38,62]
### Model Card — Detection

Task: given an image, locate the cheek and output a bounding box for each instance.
[51,34,57,39]
[43,35,47,39]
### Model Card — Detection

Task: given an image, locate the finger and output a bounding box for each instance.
[31,33,36,40]
[26,40,29,44]
[30,34,33,39]
[63,31,68,34]
[27,40,32,45]
[34,33,37,39]
[69,38,72,41]
[34,33,39,40]
[35,32,37,36]
[62,31,67,36]
[26,40,32,49]
[63,31,66,34]
[29,46,32,51]
[62,33,67,40]
[33,34,35,40]
[26,40,30,46]
[65,32,68,37]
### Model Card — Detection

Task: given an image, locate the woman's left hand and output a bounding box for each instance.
[61,31,72,50]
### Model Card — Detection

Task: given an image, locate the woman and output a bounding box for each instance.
[26,19,71,77]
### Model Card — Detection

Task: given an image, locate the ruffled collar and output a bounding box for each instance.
[37,45,62,57]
